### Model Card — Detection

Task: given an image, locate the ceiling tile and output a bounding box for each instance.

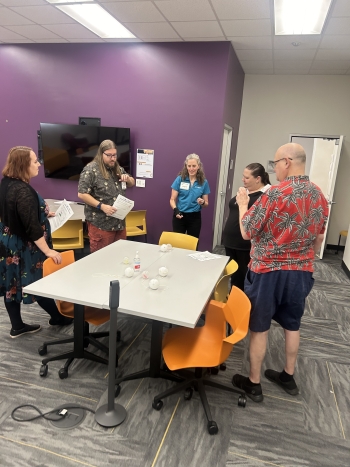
[315,48,350,60]
[43,24,98,39]
[273,35,321,49]
[274,49,317,60]
[229,35,272,49]
[0,0,46,5]
[181,37,226,41]
[239,60,273,70]
[102,1,165,23]
[0,38,34,42]
[273,69,309,74]
[5,24,62,39]
[211,0,270,20]
[10,5,75,24]
[244,69,273,74]
[311,60,350,70]
[34,38,68,43]
[310,69,348,75]
[324,17,350,34]
[0,7,34,25]
[67,38,105,43]
[171,21,224,38]
[104,37,143,42]
[221,19,271,36]
[331,0,350,16]
[319,34,350,48]
[235,49,272,61]
[0,24,28,40]
[273,60,312,70]
[154,0,215,21]
[124,22,180,39]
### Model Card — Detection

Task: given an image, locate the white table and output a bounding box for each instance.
[45,199,85,221]
[23,240,228,380]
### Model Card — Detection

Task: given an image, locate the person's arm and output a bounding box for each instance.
[77,192,117,216]
[236,187,250,240]
[119,173,135,187]
[170,189,183,219]
[312,233,324,254]
[197,194,209,208]
[34,237,62,264]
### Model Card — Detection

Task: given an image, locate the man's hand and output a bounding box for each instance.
[101,204,117,216]
[236,187,250,207]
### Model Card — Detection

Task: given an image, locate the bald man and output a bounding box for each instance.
[233,143,328,402]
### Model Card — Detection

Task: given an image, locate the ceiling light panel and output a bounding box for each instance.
[274,0,332,35]
[55,4,136,38]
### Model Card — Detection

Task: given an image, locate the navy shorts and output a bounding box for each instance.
[244,269,314,332]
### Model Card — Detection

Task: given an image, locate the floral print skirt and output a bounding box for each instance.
[0,222,46,304]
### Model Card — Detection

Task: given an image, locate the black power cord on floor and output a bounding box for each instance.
[11,404,95,423]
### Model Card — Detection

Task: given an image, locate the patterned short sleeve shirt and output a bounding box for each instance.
[242,176,329,273]
[78,161,129,231]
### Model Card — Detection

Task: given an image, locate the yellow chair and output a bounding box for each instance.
[152,286,251,434]
[159,231,198,250]
[213,259,239,302]
[336,230,348,254]
[39,250,115,379]
[126,210,147,242]
[52,219,84,251]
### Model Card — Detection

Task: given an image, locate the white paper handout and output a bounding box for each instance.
[49,199,74,233]
[188,251,223,261]
[111,195,134,220]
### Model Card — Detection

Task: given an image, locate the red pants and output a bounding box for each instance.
[87,222,126,253]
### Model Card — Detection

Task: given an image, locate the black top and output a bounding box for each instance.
[0,177,43,242]
[222,191,264,250]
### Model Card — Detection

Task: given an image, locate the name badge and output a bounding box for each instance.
[180,182,190,190]
[121,182,127,190]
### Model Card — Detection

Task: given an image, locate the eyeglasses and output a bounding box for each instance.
[103,152,117,159]
[272,157,293,167]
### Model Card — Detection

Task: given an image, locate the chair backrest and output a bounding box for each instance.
[158,231,198,250]
[125,210,147,234]
[51,219,84,250]
[213,260,238,303]
[223,286,251,345]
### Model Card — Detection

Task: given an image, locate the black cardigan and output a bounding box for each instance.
[0,177,44,242]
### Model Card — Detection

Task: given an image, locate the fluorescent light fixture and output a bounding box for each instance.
[274,0,332,35]
[55,3,136,39]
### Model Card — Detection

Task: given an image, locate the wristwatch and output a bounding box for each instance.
[96,202,102,210]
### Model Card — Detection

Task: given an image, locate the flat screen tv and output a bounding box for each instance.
[39,123,131,180]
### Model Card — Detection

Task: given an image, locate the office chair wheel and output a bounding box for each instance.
[184,387,193,401]
[117,330,121,342]
[207,421,218,435]
[115,385,121,397]
[219,363,226,371]
[38,344,47,356]
[39,364,48,377]
[152,400,163,411]
[58,368,68,379]
[209,367,219,375]
[238,395,247,407]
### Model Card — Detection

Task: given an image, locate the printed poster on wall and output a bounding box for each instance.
[136,149,154,178]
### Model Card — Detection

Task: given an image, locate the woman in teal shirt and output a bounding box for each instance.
[170,153,210,239]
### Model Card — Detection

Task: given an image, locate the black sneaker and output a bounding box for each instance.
[232,374,263,402]
[10,324,41,339]
[264,369,299,396]
[48,317,74,326]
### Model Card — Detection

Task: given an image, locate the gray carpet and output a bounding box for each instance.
[0,250,349,466]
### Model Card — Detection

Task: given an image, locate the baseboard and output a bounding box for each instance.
[326,243,345,252]
[341,260,350,279]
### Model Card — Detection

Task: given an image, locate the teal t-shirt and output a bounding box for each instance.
[171,176,210,213]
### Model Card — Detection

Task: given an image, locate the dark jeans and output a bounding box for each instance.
[172,211,202,238]
[224,247,251,291]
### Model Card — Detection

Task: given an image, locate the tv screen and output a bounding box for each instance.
[39,123,131,180]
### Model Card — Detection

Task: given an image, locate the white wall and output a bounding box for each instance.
[233,75,350,246]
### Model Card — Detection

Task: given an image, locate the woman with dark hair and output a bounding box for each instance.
[222,163,271,291]
[0,146,72,338]
[170,153,210,239]
[78,139,135,253]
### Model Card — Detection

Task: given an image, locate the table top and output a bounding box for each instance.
[46,199,85,221]
[23,240,228,328]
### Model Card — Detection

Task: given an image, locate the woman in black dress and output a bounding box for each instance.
[222,163,270,291]
[0,146,72,338]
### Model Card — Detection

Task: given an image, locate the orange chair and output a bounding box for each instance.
[152,286,251,434]
[39,250,118,379]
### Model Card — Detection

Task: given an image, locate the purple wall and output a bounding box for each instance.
[0,42,243,250]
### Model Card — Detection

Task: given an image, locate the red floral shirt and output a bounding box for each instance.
[242,176,329,273]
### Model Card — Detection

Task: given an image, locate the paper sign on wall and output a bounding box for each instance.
[136,149,154,178]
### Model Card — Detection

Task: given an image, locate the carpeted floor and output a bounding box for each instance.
[0,249,349,467]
